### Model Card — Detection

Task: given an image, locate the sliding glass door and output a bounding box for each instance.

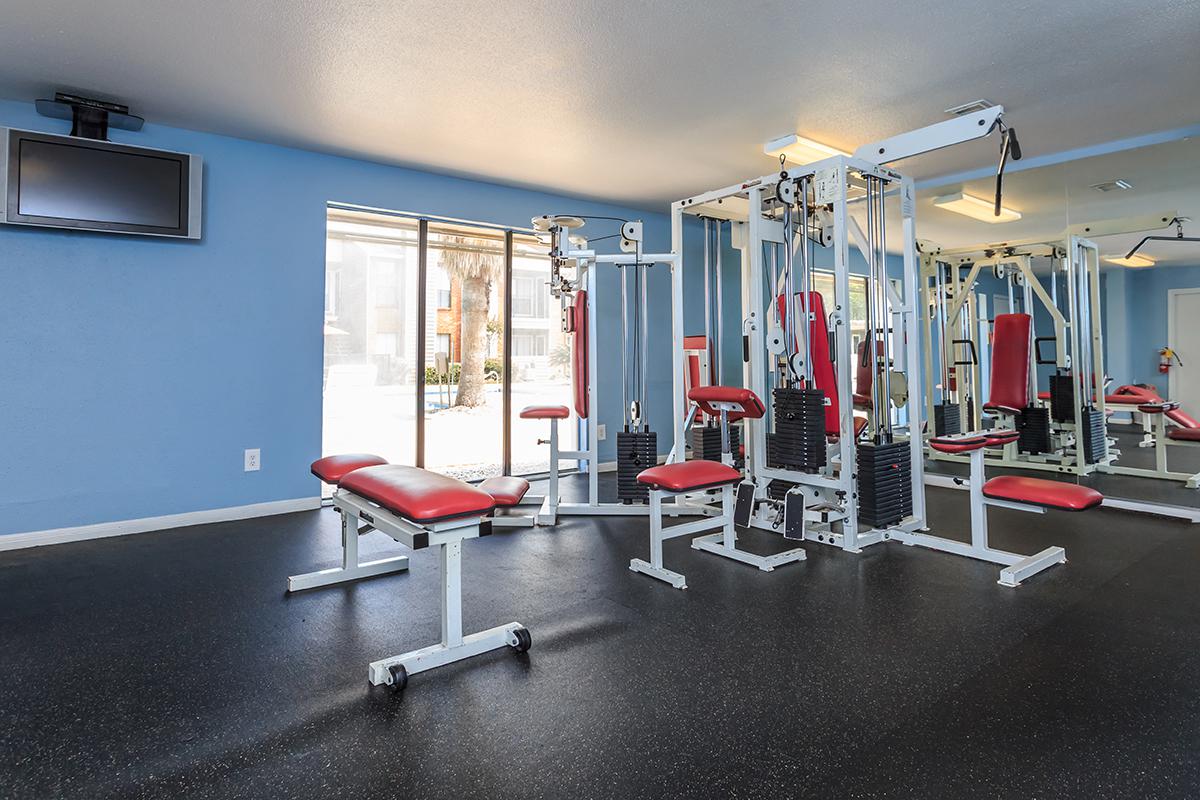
[321,206,572,489]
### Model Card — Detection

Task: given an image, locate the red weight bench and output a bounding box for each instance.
[629,386,806,588]
[909,430,1102,586]
[290,455,530,692]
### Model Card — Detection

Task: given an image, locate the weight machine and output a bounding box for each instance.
[673,154,927,552]
[920,236,1111,477]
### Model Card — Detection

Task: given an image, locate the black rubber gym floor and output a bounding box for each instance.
[2,475,1198,799]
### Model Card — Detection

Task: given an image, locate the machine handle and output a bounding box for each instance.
[743,334,750,363]
[951,338,978,366]
[1034,336,1057,365]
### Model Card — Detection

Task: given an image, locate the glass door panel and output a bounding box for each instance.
[509,234,578,475]
[422,222,506,480]
[321,210,420,495]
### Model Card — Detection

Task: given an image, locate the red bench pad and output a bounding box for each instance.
[478,476,531,506]
[340,465,496,523]
[311,453,389,484]
[982,476,1103,511]
[688,386,765,421]
[1168,428,1200,442]
[637,460,742,492]
[984,314,1032,414]
[520,405,570,419]
[929,435,989,454]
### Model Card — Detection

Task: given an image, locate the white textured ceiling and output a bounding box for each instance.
[915,137,1200,266]
[0,0,1198,208]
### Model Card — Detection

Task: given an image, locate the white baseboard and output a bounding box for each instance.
[0,497,322,552]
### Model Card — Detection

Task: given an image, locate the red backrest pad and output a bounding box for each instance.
[855,339,886,398]
[778,291,840,434]
[988,313,1032,411]
[688,385,765,422]
[573,290,589,419]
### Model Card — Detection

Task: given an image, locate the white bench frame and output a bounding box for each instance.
[892,444,1068,587]
[292,488,526,688]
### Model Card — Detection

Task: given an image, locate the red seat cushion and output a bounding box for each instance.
[929,434,988,454]
[311,453,389,484]
[1139,402,1179,414]
[854,416,868,438]
[687,386,765,421]
[1168,427,1200,442]
[339,465,496,523]
[982,476,1103,511]
[637,460,742,492]
[478,476,531,506]
[853,393,871,408]
[520,405,570,420]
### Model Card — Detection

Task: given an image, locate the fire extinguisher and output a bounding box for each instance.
[1159,347,1183,374]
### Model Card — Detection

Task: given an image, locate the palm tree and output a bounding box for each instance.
[441,236,502,407]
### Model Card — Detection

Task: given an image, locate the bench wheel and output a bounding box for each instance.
[512,627,532,653]
[387,664,408,693]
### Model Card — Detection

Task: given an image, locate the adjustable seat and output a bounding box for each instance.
[629,386,805,589]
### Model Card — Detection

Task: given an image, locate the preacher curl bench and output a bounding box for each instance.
[290,455,530,692]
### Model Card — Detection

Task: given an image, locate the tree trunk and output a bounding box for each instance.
[455,275,490,407]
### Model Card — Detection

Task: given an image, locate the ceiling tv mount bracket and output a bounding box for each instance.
[34,91,145,141]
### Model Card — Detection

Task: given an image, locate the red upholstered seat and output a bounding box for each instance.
[854,416,868,438]
[478,476,531,506]
[637,460,742,492]
[340,465,496,523]
[929,434,989,454]
[1139,402,1179,414]
[520,405,570,419]
[688,386,765,421]
[983,314,1032,414]
[1168,427,1200,442]
[853,393,871,408]
[311,453,389,484]
[982,476,1103,511]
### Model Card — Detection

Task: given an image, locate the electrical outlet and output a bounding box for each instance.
[597,424,607,441]
[244,448,261,472]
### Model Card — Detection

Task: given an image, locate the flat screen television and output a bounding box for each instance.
[0,127,202,239]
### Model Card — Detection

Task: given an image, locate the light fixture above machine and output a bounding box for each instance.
[1091,179,1133,193]
[932,191,1022,223]
[1104,253,1156,268]
[944,99,995,116]
[764,133,850,166]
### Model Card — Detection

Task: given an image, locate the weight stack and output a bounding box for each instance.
[1080,407,1107,464]
[691,423,740,464]
[857,440,912,528]
[1017,406,1051,454]
[617,429,657,504]
[1049,373,1075,423]
[933,404,962,437]
[768,479,797,502]
[772,387,827,473]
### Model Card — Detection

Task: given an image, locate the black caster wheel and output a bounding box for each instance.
[387,664,408,693]
[512,627,532,653]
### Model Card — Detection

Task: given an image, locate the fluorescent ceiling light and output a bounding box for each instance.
[932,191,1021,223]
[1104,254,1156,268]
[764,134,849,166]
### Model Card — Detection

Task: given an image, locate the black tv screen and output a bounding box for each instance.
[2,129,202,238]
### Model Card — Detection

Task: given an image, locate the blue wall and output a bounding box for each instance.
[1122,264,1200,395]
[0,98,715,536]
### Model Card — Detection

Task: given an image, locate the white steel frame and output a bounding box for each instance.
[890,444,1067,587]
[295,488,527,687]
[671,155,928,554]
[630,482,806,589]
